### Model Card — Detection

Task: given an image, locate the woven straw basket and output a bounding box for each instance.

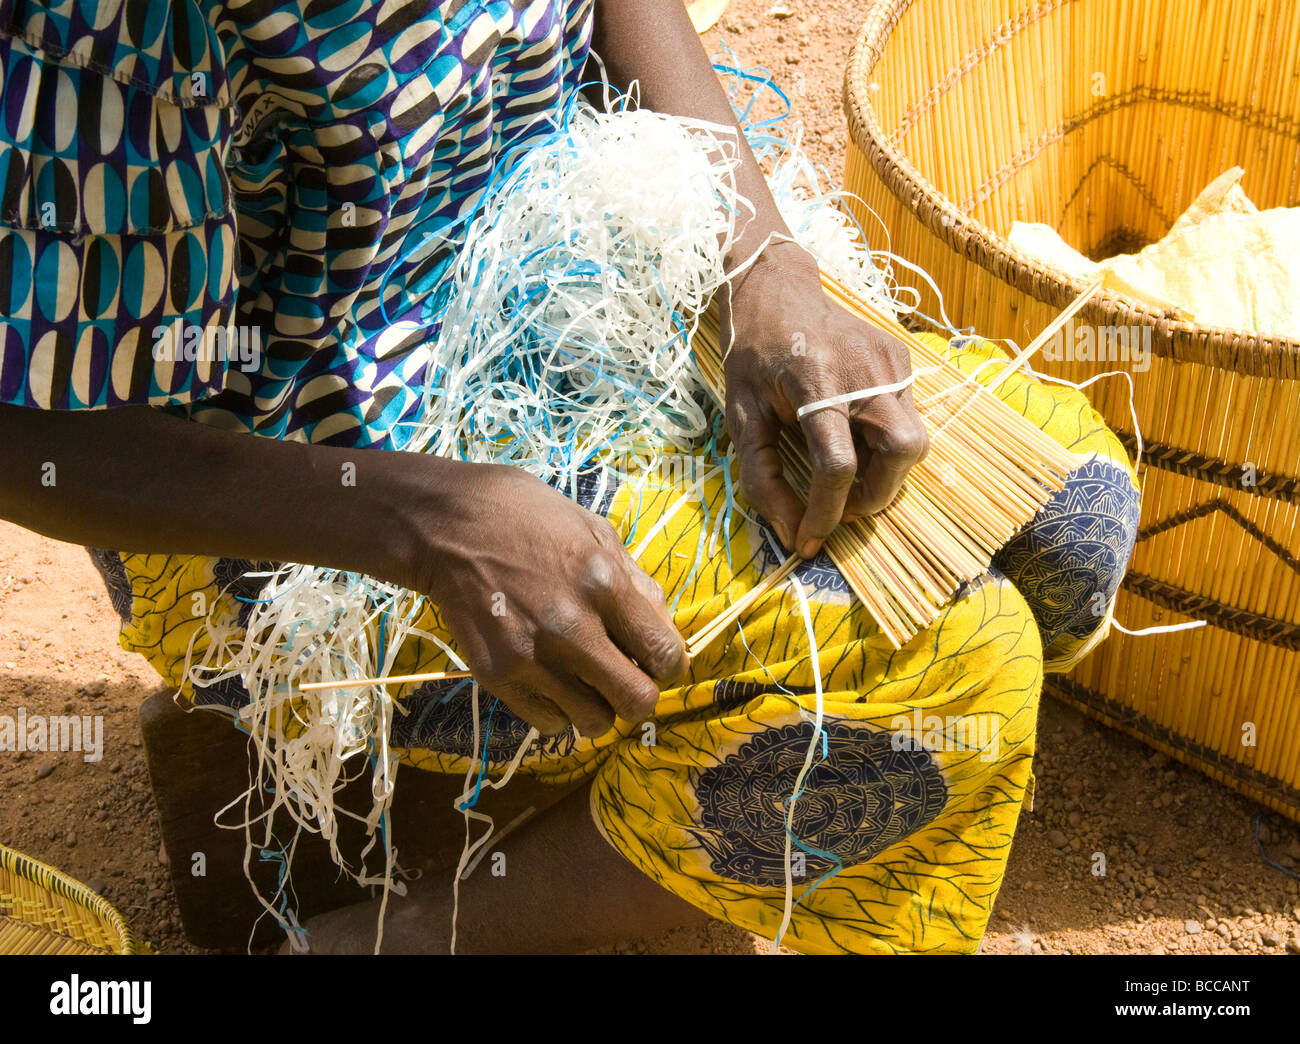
[0,843,138,954]
[843,0,1300,819]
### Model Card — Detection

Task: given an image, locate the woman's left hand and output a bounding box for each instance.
[720,241,930,559]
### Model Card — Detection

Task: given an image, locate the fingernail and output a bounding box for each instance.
[799,539,820,559]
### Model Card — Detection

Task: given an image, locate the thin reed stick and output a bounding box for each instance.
[686,552,801,657]
[298,670,472,692]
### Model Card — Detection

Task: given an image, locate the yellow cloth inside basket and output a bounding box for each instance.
[1010,167,1300,337]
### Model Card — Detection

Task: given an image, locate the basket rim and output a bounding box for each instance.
[843,0,1300,377]
[0,841,138,955]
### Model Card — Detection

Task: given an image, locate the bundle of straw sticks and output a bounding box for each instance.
[302,274,1102,694]
[689,271,1091,649]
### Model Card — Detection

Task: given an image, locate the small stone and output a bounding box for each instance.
[1141,896,1156,912]
[146,888,167,902]
[35,761,55,780]
[85,879,106,895]
[65,832,76,848]
[1048,829,1069,848]
[1287,935,1300,955]
[1185,920,1203,934]
[1262,929,1280,946]
[83,674,109,696]
[1067,811,1082,828]
[1194,845,1211,860]
[18,641,27,651]
[1215,922,1229,937]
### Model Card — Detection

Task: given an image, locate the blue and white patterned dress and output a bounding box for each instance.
[0,0,594,447]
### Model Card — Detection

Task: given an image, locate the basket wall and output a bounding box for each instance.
[843,0,1300,819]
[0,844,137,954]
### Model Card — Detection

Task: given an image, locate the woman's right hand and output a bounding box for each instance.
[403,461,689,738]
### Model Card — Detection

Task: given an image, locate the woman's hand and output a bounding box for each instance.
[720,241,930,559]
[587,2,929,558]
[409,463,688,738]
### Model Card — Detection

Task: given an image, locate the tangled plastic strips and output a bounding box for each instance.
[187,79,921,950]
[712,56,898,317]
[403,98,748,489]
[186,563,452,948]
[757,123,897,312]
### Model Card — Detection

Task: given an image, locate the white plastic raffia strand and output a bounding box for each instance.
[771,573,831,953]
[185,565,445,950]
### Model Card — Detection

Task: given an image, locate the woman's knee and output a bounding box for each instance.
[993,452,1141,659]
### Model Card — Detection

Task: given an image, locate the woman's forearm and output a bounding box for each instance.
[0,402,456,590]
[590,0,796,268]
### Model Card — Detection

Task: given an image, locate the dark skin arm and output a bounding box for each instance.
[0,404,686,738]
[592,0,929,557]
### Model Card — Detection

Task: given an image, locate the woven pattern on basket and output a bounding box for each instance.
[842,0,1300,821]
[0,843,138,955]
